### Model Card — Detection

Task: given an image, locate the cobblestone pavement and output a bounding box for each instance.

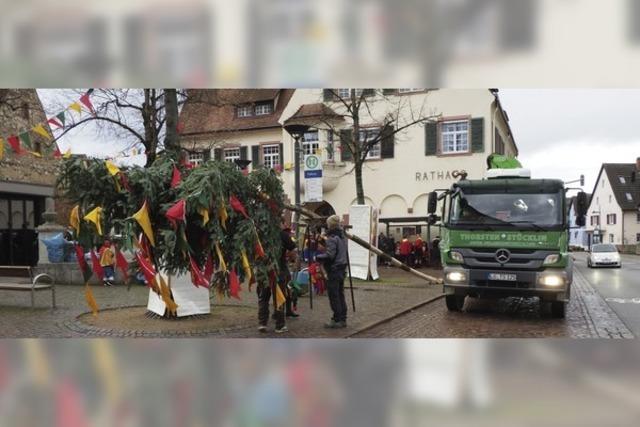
[0,267,443,338]
[353,264,634,338]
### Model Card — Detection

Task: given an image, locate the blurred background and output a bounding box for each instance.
[2,0,640,87]
[1,339,640,426]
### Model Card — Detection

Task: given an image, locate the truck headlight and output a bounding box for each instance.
[446,271,467,283]
[450,251,464,263]
[543,254,560,265]
[539,274,564,287]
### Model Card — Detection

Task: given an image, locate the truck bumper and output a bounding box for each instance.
[443,267,570,302]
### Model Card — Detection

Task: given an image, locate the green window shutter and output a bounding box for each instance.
[323,89,335,102]
[425,122,437,156]
[213,148,222,161]
[382,89,397,96]
[278,143,284,168]
[340,129,353,162]
[471,118,484,153]
[251,145,261,169]
[380,125,395,159]
[240,146,248,160]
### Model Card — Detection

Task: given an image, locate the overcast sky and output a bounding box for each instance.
[499,89,640,194]
[42,89,640,191]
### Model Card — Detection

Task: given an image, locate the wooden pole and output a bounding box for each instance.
[284,203,442,284]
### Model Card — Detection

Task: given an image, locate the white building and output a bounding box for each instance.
[585,160,640,250]
[179,89,518,239]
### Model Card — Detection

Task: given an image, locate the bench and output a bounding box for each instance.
[0,265,34,283]
[0,273,56,308]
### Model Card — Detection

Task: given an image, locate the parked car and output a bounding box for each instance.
[587,244,622,268]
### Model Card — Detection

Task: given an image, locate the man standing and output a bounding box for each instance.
[316,215,348,329]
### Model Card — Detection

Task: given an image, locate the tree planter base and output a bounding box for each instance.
[146,274,210,317]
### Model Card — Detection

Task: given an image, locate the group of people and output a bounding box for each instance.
[378,232,441,269]
[258,214,350,334]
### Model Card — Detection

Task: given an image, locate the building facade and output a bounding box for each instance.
[0,89,58,266]
[179,88,518,239]
[585,160,640,250]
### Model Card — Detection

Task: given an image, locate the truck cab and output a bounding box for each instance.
[427,162,588,318]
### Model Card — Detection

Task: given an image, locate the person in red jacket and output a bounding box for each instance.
[413,235,424,268]
[399,236,413,266]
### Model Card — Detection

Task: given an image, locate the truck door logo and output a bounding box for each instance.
[495,249,511,264]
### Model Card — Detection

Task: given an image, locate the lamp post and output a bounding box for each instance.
[284,123,310,242]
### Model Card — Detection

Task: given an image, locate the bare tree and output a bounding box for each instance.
[294,89,439,205]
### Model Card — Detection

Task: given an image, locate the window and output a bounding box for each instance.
[606,214,617,225]
[398,88,423,93]
[619,176,626,184]
[336,88,350,98]
[637,212,640,223]
[262,144,280,169]
[590,215,600,226]
[440,120,469,154]
[237,105,252,117]
[637,233,640,243]
[625,192,633,201]
[255,101,273,116]
[326,131,335,162]
[574,231,578,238]
[359,128,381,159]
[224,148,240,163]
[302,131,319,156]
[609,234,614,243]
[188,151,205,166]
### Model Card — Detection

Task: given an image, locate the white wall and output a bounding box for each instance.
[586,170,624,244]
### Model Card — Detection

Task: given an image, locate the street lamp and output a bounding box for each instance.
[284,123,310,242]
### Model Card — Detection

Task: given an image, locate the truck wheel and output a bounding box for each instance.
[551,301,566,319]
[446,295,465,312]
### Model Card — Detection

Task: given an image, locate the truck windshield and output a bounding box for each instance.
[450,191,564,229]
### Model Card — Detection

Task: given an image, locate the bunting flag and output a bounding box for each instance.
[119,173,131,192]
[241,250,253,284]
[203,253,214,283]
[69,102,82,114]
[165,199,186,228]
[74,244,88,273]
[229,269,241,300]
[19,132,32,150]
[69,205,81,235]
[158,274,178,315]
[90,250,105,281]
[198,207,210,226]
[83,207,103,236]
[215,242,227,272]
[56,111,66,127]
[53,145,62,159]
[85,284,99,316]
[275,283,287,309]
[115,248,129,283]
[188,254,209,288]
[0,139,4,160]
[8,135,22,154]
[229,195,249,219]
[105,160,121,176]
[135,252,158,291]
[79,92,96,115]
[218,202,228,230]
[32,124,51,140]
[28,150,42,158]
[132,201,155,246]
[254,234,266,259]
[170,165,182,188]
[48,117,63,129]
[63,148,72,159]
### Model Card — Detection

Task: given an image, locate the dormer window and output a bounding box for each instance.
[255,101,273,116]
[237,104,252,117]
[619,176,626,184]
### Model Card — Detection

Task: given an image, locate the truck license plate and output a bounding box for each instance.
[488,273,517,281]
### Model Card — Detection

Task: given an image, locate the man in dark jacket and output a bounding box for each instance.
[316,215,349,328]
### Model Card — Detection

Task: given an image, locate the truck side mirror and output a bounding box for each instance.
[427,191,438,214]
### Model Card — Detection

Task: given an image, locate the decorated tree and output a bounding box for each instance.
[57,154,287,316]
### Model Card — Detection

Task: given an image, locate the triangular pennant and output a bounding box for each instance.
[203,253,214,283]
[132,201,155,246]
[241,250,253,284]
[198,207,210,226]
[19,132,32,150]
[115,247,129,283]
[83,207,103,236]
[63,148,72,158]
[69,102,82,114]
[165,199,186,228]
[7,136,22,155]
[69,205,80,235]
[56,111,66,127]
[170,165,181,188]
[32,124,51,140]
[90,250,105,281]
[48,117,63,129]
[215,242,227,272]
[275,283,287,309]
[79,92,96,115]
[74,244,89,274]
[229,269,241,300]
[229,195,249,219]
[218,202,228,230]
[84,284,99,316]
[189,254,209,288]
[135,252,158,291]
[0,138,4,160]
[105,160,120,176]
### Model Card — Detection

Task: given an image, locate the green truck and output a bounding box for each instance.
[427,156,588,318]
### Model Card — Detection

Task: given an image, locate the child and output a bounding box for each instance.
[99,239,116,286]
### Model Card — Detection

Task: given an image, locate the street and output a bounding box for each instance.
[354,253,639,339]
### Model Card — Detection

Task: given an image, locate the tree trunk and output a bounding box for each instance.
[355,162,365,205]
[352,92,365,204]
[163,88,180,158]
[143,89,156,167]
